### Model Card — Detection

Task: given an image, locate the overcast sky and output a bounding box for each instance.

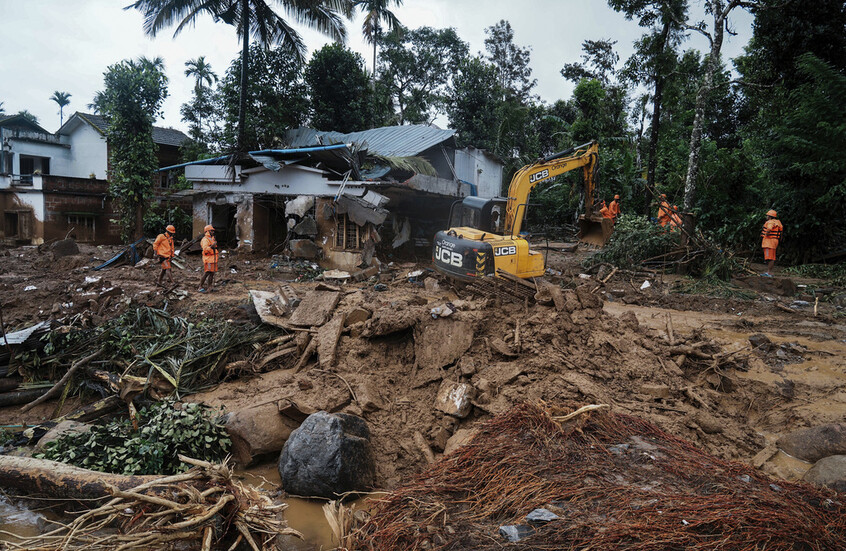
[0,0,753,133]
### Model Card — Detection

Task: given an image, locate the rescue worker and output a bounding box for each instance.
[669,205,683,231]
[657,194,672,227]
[760,209,783,277]
[599,203,614,221]
[609,194,621,224]
[152,224,176,287]
[198,225,218,293]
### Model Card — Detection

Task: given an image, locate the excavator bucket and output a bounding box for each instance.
[577,215,614,248]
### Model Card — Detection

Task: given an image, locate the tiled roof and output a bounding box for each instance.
[77,113,189,147]
[284,125,455,157]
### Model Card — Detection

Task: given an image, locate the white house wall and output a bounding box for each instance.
[187,164,369,198]
[455,148,503,198]
[8,139,73,176]
[66,123,108,179]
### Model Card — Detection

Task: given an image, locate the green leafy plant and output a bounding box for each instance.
[784,264,846,286]
[585,213,678,270]
[38,400,230,475]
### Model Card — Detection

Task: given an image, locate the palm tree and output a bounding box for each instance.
[126,0,352,155]
[50,91,72,127]
[184,56,218,92]
[354,0,402,87]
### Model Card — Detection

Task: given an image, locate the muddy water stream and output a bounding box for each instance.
[0,461,367,550]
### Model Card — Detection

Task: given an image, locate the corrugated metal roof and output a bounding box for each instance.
[284,125,455,157]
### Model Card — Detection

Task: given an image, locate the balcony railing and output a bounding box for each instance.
[2,128,64,145]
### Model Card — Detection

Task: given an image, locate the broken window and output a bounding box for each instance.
[66,215,96,243]
[335,213,364,251]
[4,210,32,239]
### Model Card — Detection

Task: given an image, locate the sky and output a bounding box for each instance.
[0,0,754,134]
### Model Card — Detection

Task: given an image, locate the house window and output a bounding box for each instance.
[66,215,96,243]
[4,210,32,239]
[335,213,364,251]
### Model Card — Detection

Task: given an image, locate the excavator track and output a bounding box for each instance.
[465,269,538,304]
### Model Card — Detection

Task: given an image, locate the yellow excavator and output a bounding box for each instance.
[432,140,611,281]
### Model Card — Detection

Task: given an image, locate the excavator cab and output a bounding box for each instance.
[448,197,507,235]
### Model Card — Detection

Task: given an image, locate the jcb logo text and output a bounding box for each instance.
[529,169,549,183]
[494,245,517,256]
[435,246,463,267]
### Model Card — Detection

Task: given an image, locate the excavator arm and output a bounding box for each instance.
[504,141,598,236]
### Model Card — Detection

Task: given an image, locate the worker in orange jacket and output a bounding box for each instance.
[657,194,672,227]
[198,225,219,293]
[669,205,683,231]
[760,209,783,277]
[152,224,176,287]
[609,194,621,224]
[599,203,614,220]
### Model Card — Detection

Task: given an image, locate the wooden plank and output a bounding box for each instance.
[316,313,346,369]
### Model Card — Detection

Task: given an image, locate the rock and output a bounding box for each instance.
[278,412,375,498]
[458,357,477,377]
[694,411,724,435]
[356,381,385,413]
[444,428,477,455]
[430,426,451,452]
[562,290,581,313]
[292,216,317,236]
[35,421,90,451]
[526,508,560,525]
[424,278,440,292]
[352,266,379,282]
[226,403,302,465]
[435,381,476,418]
[777,423,846,463]
[640,383,670,399]
[98,287,123,300]
[344,307,372,327]
[803,455,846,492]
[748,333,771,349]
[499,524,534,542]
[413,318,474,386]
[575,285,602,310]
[51,238,79,258]
[288,239,320,260]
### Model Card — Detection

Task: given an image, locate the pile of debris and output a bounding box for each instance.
[352,403,846,550]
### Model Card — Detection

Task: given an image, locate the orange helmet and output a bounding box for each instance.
[660,193,667,199]
[614,194,620,200]
[165,224,176,233]
[204,224,214,232]
[766,209,777,218]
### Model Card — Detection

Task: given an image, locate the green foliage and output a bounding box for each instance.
[0,428,16,446]
[378,25,469,124]
[586,213,678,268]
[671,276,757,300]
[217,44,308,151]
[143,202,192,238]
[305,43,371,132]
[181,57,218,151]
[784,263,846,286]
[96,57,168,241]
[38,401,230,475]
[484,20,536,102]
[15,110,39,124]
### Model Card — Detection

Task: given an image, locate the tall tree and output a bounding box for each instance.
[94,56,168,240]
[610,0,688,214]
[484,20,536,102]
[378,26,468,124]
[353,0,402,88]
[15,110,39,125]
[217,43,308,151]
[561,38,621,85]
[126,0,351,156]
[677,0,758,232]
[50,91,72,127]
[305,43,370,132]
[181,57,218,152]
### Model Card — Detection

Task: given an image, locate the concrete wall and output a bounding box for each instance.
[419,145,455,180]
[66,123,108,179]
[0,188,45,244]
[7,139,73,176]
[455,147,504,197]
[41,175,120,244]
[187,164,369,198]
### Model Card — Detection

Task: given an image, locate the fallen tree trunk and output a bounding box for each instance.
[0,387,49,408]
[0,455,161,500]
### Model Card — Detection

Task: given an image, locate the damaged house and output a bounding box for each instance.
[0,112,188,245]
[179,124,502,271]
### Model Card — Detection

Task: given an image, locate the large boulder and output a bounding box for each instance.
[777,423,846,462]
[225,403,302,465]
[802,455,846,493]
[50,238,79,258]
[278,411,375,498]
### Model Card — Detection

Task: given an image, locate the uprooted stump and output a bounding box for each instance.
[1,455,301,551]
[352,403,846,550]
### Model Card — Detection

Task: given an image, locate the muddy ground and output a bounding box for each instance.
[1,241,844,490]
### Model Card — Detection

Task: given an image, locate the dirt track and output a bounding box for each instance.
[1,243,844,488]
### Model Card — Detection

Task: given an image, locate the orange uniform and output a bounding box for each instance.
[657,200,672,227]
[600,205,614,220]
[761,218,783,261]
[153,232,174,270]
[609,199,620,221]
[201,231,219,273]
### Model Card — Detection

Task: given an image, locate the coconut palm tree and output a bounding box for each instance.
[184,56,218,93]
[354,0,402,87]
[50,91,72,127]
[126,0,352,155]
